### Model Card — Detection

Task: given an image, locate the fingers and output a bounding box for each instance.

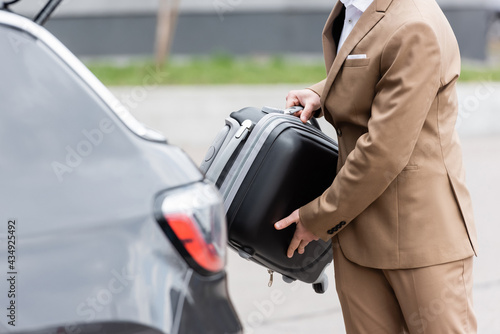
[287,234,301,258]
[297,240,309,255]
[285,89,320,123]
[300,104,314,124]
[274,216,293,230]
[275,210,300,258]
[287,232,313,257]
[274,210,299,230]
[275,210,320,258]
[285,92,300,108]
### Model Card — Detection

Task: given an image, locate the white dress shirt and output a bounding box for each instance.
[338,0,374,52]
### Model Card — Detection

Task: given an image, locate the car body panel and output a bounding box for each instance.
[0,9,241,334]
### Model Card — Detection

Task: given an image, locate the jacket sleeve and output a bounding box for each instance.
[308,79,326,97]
[307,79,327,118]
[299,21,443,241]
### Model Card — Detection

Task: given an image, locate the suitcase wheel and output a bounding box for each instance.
[313,282,326,294]
[312,272,329,294]
[282,275,296,284]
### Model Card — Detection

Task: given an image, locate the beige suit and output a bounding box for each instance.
[297,0,478,332]
[299,0,477,270]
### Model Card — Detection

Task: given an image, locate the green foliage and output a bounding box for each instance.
[85,55,327,86]
[460,64,500,82]
[85,55,500,86]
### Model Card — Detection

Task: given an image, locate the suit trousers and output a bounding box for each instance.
[332,239,476,334]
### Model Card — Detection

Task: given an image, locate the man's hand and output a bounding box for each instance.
[274,209,320,258]
[286,89,321,124]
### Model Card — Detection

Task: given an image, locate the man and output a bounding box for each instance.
[275,0,478,332]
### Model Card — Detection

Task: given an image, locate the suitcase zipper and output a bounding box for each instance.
[268,269,274,287]
[220,114,292,202]
[221,114,337,208]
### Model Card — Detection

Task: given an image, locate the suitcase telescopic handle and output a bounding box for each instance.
[205,120,254,184]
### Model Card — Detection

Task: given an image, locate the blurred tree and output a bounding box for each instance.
[155,0,181,68]
[487,13,500,63]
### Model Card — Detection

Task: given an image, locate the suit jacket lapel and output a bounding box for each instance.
[321,1,345,70]
[321,0,392,106]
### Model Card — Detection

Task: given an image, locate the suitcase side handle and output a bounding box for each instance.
[284,107,322,131]
[205,119,254,184]
[263,106,321,131]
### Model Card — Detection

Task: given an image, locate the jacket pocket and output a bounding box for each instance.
[402,164,419,171]
[344,58,370,67]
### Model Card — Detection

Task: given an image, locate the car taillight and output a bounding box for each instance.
[156,182,227,275]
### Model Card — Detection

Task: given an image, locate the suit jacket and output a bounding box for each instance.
[299,0,478,269]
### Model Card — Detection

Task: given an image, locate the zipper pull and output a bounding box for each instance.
[267,269,274,287]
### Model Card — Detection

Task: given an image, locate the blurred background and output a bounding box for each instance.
[11,0,500,62]
[11,0,500,333]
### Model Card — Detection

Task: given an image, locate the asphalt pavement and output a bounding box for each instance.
[110,83,500,334]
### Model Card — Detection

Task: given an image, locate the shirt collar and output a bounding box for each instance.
[339,0,374,13]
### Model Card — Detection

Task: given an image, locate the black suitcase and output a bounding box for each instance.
[200,106,339,293]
